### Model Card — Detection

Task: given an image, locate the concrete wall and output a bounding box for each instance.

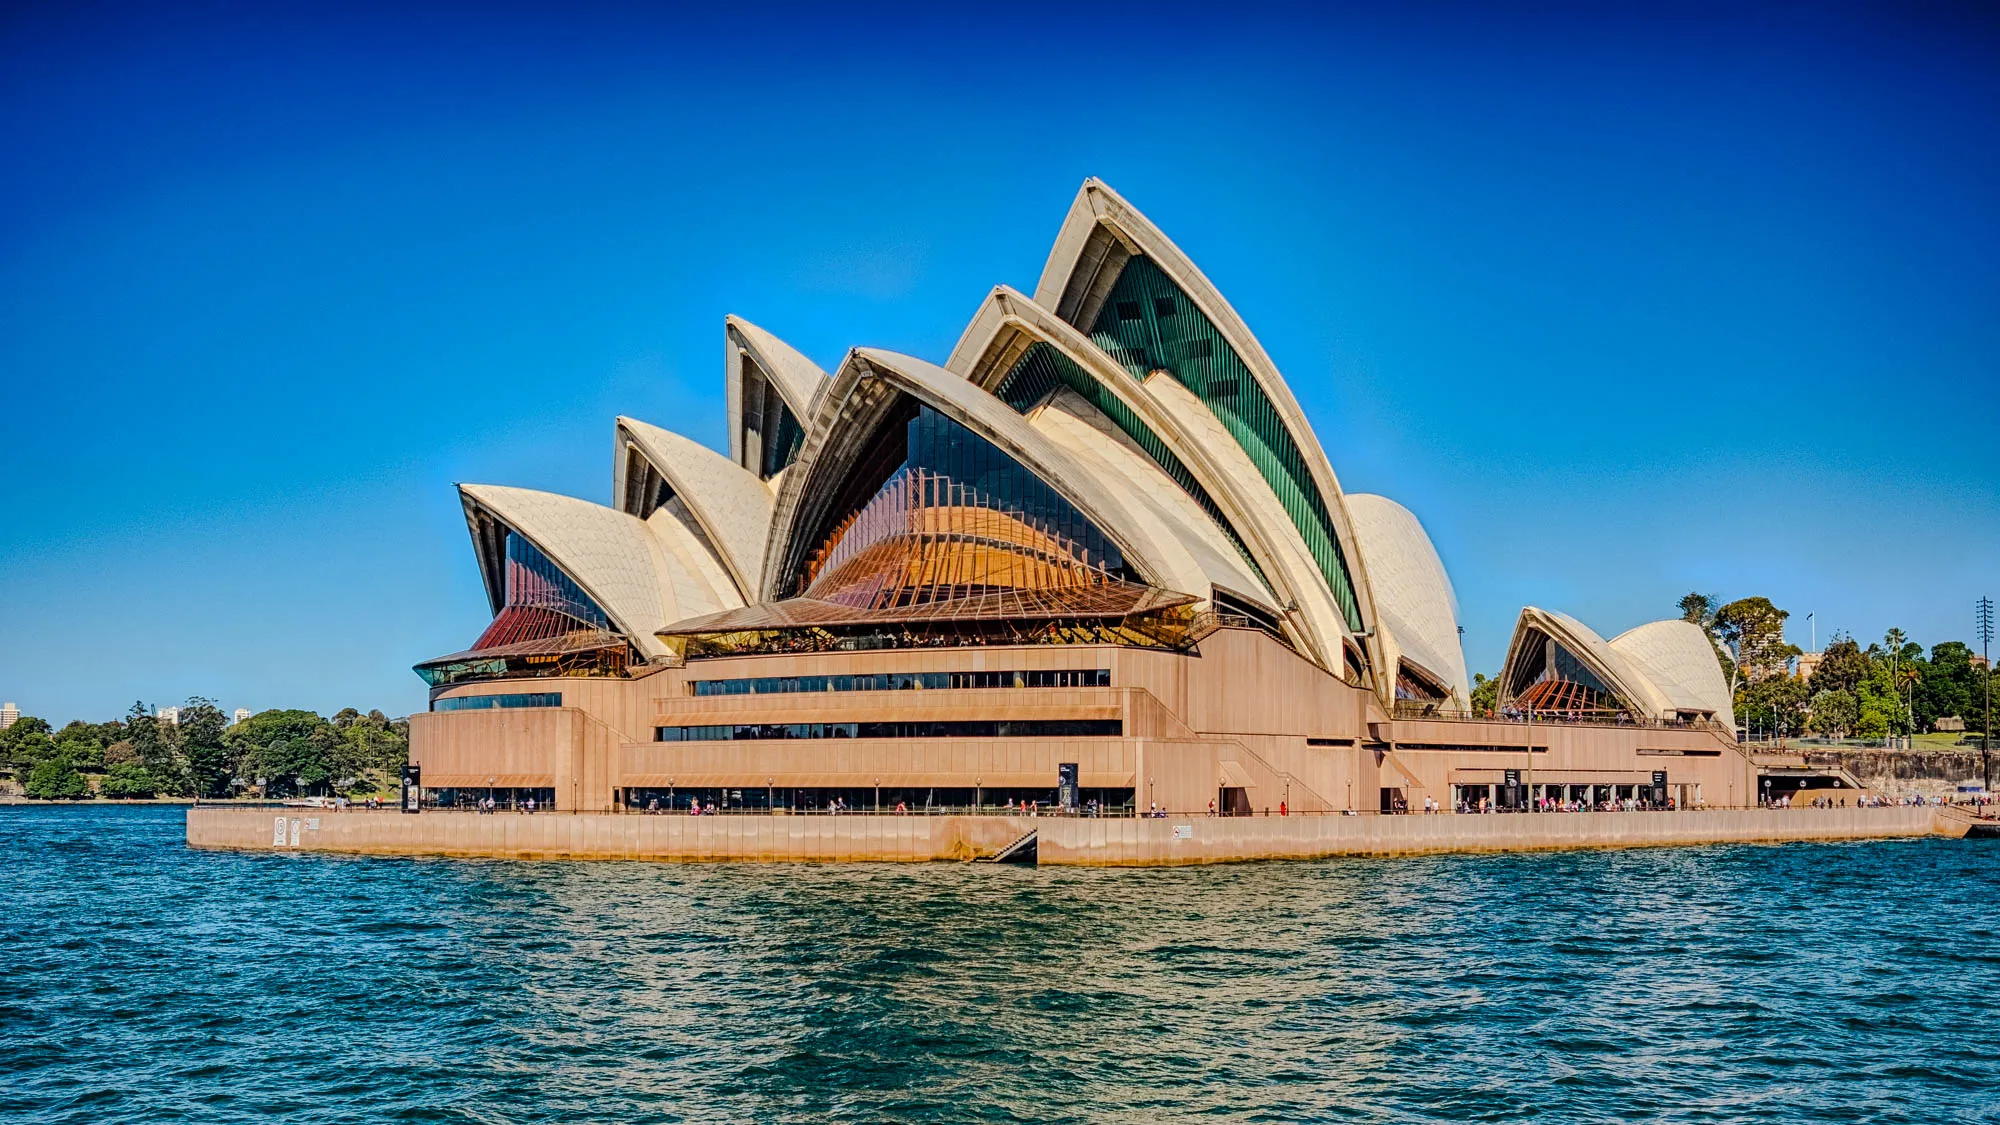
[413,627,1754,817]
[189,806,1941,865]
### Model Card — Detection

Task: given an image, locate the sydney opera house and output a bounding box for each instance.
[409,179,1753,816]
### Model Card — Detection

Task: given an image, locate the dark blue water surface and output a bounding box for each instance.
[3,806,1998,1124]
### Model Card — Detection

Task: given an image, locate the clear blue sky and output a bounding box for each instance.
[4,2,1997,724]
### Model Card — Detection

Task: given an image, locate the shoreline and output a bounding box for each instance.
[186,805,1959,865]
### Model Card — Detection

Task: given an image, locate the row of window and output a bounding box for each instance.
[656,719,1122,742]
[691,669,1111,696]
[435,692,563,712]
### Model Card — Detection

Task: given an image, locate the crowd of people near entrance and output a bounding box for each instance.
[1453,794,1687,814]
[1763,792,1993,810]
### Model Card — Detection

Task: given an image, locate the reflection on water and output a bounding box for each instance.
[2,806,1996,1123]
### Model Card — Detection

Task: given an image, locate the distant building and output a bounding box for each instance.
[1936,716,1967,732]
[156,706,180,725]
[0,702,18,730]
[1796,651,1824,682]
[233,708,252,724]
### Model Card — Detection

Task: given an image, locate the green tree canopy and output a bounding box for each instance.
[1809,688,1859,737]
[99,762,159,799]
[23,758,90,800]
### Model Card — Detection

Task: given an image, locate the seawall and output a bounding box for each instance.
[188,806,1948,865]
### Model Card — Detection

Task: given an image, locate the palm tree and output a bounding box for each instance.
[1897,664,1921,736]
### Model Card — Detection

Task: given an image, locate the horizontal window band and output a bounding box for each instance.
[691,669,1110,696]
[657,719,1122,742]
[435,692,562,712]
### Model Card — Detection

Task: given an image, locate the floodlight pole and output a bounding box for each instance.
[1980,597,1994,790]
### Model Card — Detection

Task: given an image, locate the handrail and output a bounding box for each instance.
[1390,701,1732,733]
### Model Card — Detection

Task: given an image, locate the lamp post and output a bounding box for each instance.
[768,776,774,812]
[975,776,982,813]
[1524,695,1535,812]
[874,777,879,814]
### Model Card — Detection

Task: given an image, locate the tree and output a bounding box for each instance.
[224,709,342,796]
[1916,641,1977,730]
[1809,636,1869,697]
[23,758,90,800]
[177,698,232,798]
[1713,597,1799,692]
[1809,689,1859,737]
[9,728,58,767]
[125,702,191,796]
[1469,673,1500,716]
[0,715,52,763]
[1741,676,1808,738]
[99,762,159,799]
[51,721,106,770]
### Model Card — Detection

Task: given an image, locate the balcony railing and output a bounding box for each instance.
[1390,700,1733,734]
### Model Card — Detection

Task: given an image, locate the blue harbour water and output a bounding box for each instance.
[3,806,1998,1124]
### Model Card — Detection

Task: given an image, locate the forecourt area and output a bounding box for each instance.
[400,179,1756,833]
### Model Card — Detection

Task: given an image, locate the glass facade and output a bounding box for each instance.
[500,532,611,631]
[1086,256,1364,632]
[434,692,563,712]
[692,669,1110,695]
[761,398,807,479]
[804,405,1127,608]
[1509,633,1626,715]
[415,531,629,688]
[656,719,1122,742]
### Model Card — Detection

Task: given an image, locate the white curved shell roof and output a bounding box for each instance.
[459,483,740,661]
[1610,620,1734,728]
[1506,606,1732,725]
[1346,494,1467,704]
[617,417,774,601]
[765,347,1263,603]
[727,315,826,416]
[725,315,828,472]
[1030,177,1385,680]
[1027,387,1274,610]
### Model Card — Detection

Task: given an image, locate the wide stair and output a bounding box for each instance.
[974,830,1038,865]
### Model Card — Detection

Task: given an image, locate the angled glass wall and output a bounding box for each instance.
[1086,255,1363,632]
[761,399,807,479]
[416,532,629,688]
[803,405,1126,610]
[1505,632,1627,717]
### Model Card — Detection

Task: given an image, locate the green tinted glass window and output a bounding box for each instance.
[1085,256,1362,632]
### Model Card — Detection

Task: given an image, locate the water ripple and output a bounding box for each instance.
[1,807,1997,1123]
